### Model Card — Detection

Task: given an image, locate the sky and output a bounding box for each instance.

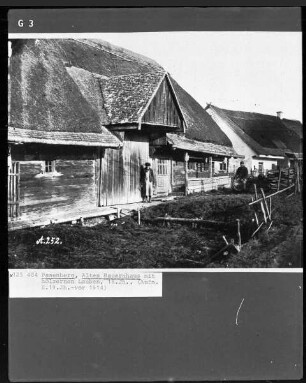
[10,31,302,121]
[90,32,302,122]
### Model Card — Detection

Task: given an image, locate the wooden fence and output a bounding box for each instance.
[8,162,20,219]
[266,164,302,193]
[188,175,231,194]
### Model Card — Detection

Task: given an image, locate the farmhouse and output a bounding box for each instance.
[8,39,240,227]
[206,105,303,175]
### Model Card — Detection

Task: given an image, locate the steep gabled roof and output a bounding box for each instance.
[208,105,302,156]
[98,71,166,124]
[72,39,163,74]
[9,38,163,146]
[9,39,121,146]
[169,77,233,147]
[10,38,236,152]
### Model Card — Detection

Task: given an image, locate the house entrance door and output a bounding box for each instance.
[8,161,20,219]
[156,159,171,195]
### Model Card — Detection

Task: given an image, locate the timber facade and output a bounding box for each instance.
[8,39,241,227]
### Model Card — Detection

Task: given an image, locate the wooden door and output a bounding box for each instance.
[8,161,20,219]
[156,159,171,195]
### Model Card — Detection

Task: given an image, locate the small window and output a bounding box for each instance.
[196,162,205,172]
[44,160,55,173]
[188,162,196,171]
[219,161,227,171]
[157,159,168,175]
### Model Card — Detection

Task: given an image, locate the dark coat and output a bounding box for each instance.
[140,167,154,184]
[236,165,248,179]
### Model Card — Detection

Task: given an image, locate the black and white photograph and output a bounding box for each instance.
[5,6,303,383]
[8,23,302,270]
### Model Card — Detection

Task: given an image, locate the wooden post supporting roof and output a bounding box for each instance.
[209,156,213,178]
[184,152,189,196]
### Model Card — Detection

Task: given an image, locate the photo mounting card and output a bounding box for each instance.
[7,6,303,382]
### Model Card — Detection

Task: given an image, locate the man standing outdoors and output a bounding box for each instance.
[140,162,154,203]
[235,161,248,190]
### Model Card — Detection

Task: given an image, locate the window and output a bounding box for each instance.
[157,159,168,175]
[35,160,61,179]
[219,161,227,171]
[188,162,198,171]
[196,162,204,172]
[44,160,55,173]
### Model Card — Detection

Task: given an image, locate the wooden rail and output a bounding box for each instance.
[249,184,295,206]
[142,217,225,225]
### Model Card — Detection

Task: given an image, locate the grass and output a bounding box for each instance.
[8,192,302,269]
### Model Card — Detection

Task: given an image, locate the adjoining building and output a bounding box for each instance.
[206,104,303,175]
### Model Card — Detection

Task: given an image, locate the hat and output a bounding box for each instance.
[145,162,151,166]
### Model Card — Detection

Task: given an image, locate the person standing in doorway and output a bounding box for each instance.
[140,162,154,202]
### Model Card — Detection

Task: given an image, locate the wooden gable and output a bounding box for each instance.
[141,77,184,131]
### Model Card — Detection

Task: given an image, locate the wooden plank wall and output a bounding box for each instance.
[172,161,185,190]
[8,162,20,219]
[124,133,150,203]
[19,160,96,221]
[99,133,150,205]
[142,78,184,130]
[99,148,125,206]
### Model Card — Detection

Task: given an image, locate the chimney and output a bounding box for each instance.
[276,111,283,119]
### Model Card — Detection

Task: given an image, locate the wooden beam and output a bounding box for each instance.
[236,219,241,250]
[251,222,264,237]
[143,217,225,225]
[260,188,271,221]
[209,156,213,178]
[277,168,282,191]
[260,201,267,223]
[184,151,189,196]
[249,184,295,206]
[253,183,258,200]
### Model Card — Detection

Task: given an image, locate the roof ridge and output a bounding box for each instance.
[72,39,136,64]
[212,104,303,125]
[72,38,163,69]
[106,70,166,79]
[211,104,282,120]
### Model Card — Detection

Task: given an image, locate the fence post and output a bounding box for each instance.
[287,167,290,187]
[277,167,281,191]
[260,188,271,221]
[253,183,258,200]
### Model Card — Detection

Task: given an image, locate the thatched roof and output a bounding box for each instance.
[9,38,163,146]
[168,77,233,148]
[10,38,235,152]
[99,71,165,124]
[8,127,121,147]
[167,133,238,157]
[208,105,303,156]
[281,118,303,140]
[71,39,163,75]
